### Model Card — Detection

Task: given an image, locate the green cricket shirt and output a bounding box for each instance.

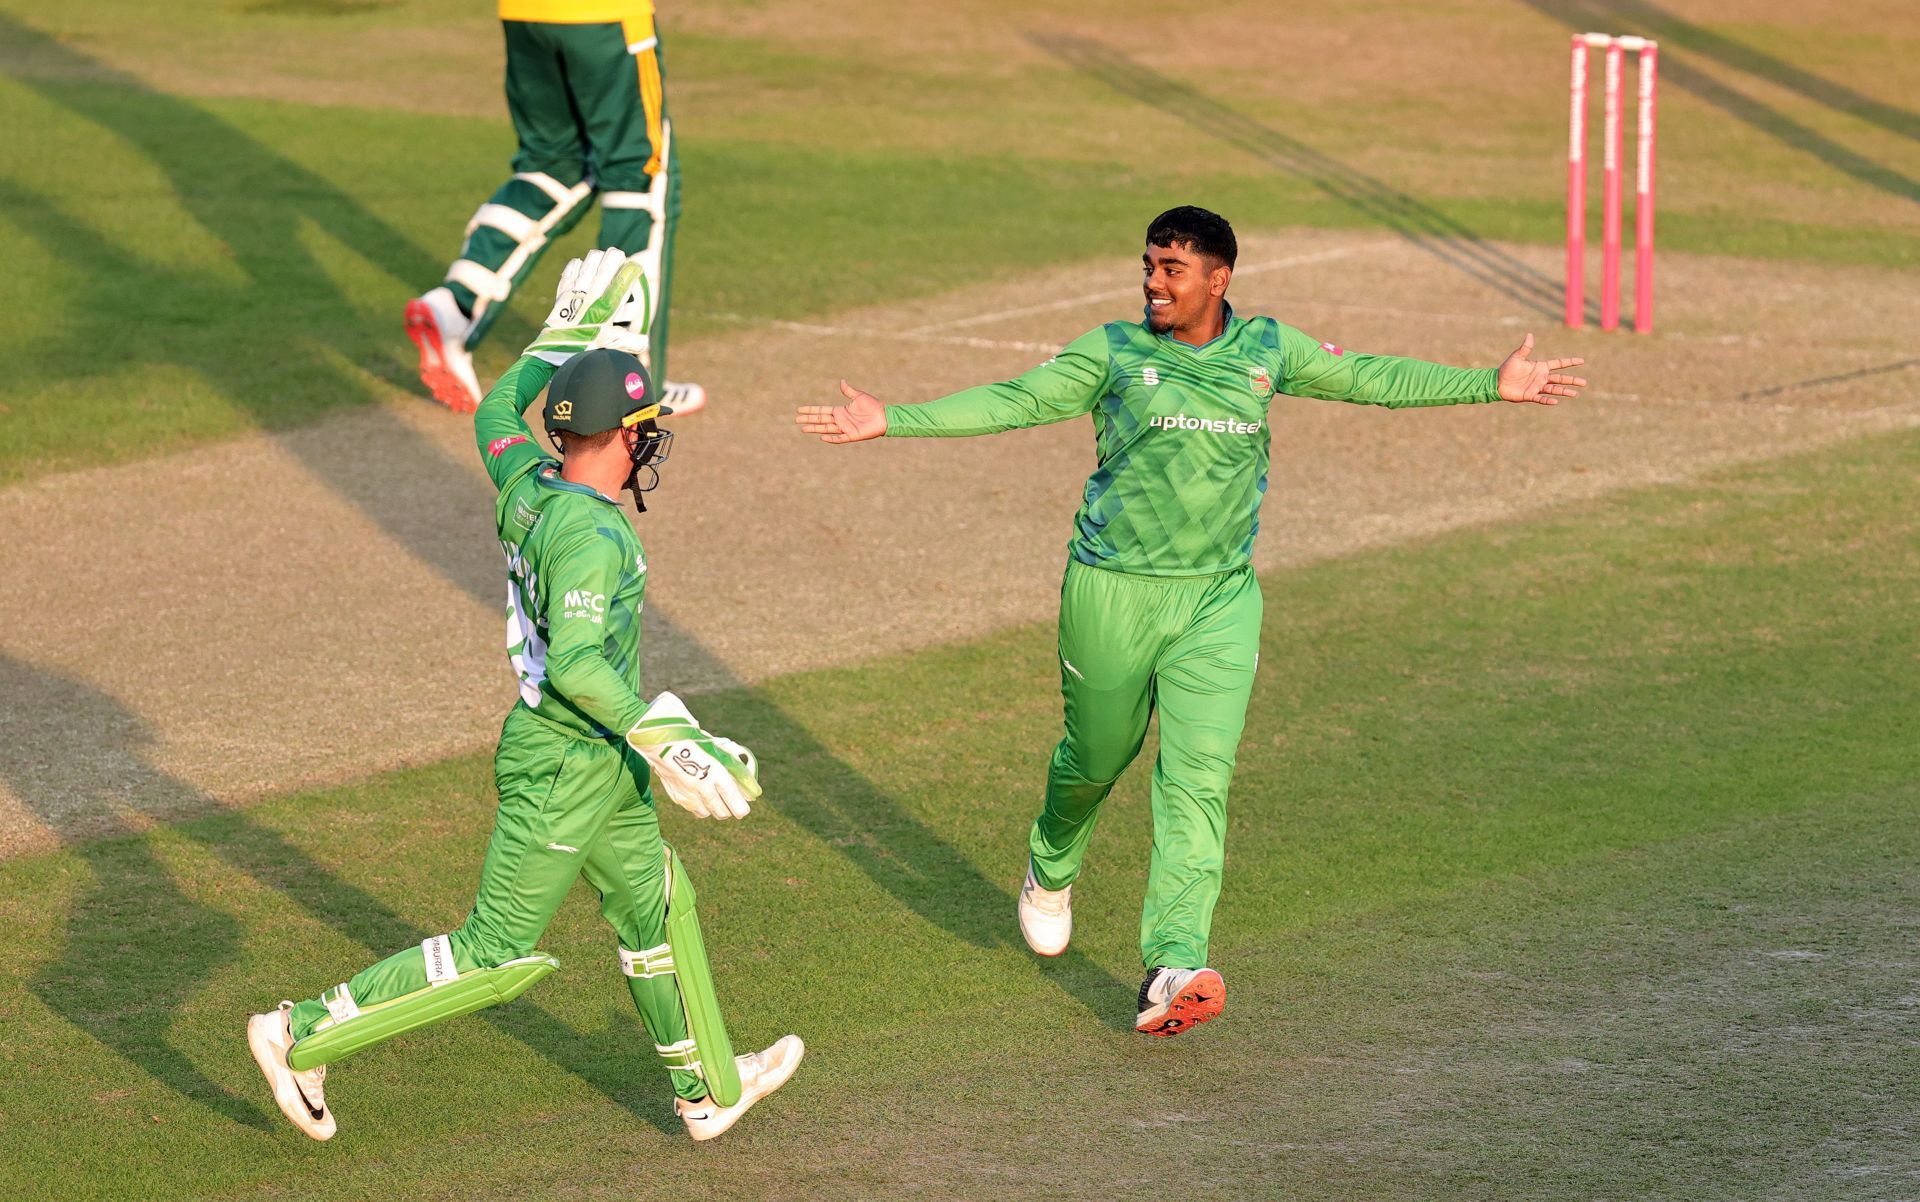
[885,307,1502,576]
[475,355,650,740]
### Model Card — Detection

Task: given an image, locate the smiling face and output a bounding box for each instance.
[1142,240,1232,344]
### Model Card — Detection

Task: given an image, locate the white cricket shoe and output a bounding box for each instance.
[247,1001,337,1140]
[659,380,707,417]
[1134,967,1225,1037]
[1018,859,1072,956]
[675,1034,805,1142]
[404,286,483,413]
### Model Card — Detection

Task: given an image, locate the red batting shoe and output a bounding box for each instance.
[404,287,482,413]
[1134,967,1225,1037]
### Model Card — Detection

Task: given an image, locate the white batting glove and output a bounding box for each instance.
[524,249,650,366]
[626,692,762,820]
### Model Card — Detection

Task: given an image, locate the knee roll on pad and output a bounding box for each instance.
[617,844,740,1106]
[287,939,558,1071]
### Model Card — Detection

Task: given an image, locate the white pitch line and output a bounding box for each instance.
[903,242,1394,335]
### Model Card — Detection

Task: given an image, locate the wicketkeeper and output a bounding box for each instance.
[252,249,801,1142]
[798,207,1585,1036]
[406,0,703,416]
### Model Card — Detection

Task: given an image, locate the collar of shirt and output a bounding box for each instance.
[1144,301,1243,354]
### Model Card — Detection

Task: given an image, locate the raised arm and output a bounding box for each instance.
[1278,325,1585,409]
[797,328,1113,443]
[474,355,559,492]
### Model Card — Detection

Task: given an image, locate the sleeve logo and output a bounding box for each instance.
[489,435,530,457]
[1319,341,1345,356]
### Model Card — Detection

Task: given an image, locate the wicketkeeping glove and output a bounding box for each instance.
[626,691,762,820]
[523,248,651,366]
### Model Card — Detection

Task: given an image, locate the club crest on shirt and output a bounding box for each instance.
[1248,366,1274,399]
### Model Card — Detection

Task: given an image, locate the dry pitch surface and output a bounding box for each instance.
[1,230,1913,859]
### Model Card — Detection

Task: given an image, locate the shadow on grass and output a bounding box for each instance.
[1029,32,1570,321]
[1516,0,1919,205]
[0,13,1136,1097]
[0,654,682,1132]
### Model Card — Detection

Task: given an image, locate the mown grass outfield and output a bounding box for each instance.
[0,0,1916,1198]
[2,431,1915,1199]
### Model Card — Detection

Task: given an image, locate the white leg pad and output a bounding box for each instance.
[447,258,513,303]
[466,202,541,243]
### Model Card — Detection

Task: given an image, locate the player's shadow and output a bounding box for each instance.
[0,655,678,1133]
[0,12,1132,1037]
[700,684,1135,1031]
[0,12,537,603]
[1518,0,1919,205]
[1029,32,1570,321]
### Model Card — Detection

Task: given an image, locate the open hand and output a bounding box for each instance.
[795,381,888,443]
[1497,333,1587,405]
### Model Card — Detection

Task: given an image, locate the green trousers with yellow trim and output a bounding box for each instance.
[1028,560,1262,970]
[445,18,681,377]
[287,706,707,1101]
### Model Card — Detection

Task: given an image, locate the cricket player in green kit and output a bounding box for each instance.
[798,207,1587,1036]
[252,250,801,1141]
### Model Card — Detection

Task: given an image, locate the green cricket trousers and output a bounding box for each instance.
[447,17,681,375]
[1028,559,1262,970]
[289,706,704,1100]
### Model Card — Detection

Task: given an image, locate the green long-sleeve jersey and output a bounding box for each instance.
[475,355,650,741]
[885,308,1502,576]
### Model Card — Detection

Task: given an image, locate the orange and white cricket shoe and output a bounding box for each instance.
[404,286,483,413]
[1134,967,1225,1037]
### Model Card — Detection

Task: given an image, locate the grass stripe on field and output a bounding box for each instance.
[0,428,1913,1200]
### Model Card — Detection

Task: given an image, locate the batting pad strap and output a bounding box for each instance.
[653,1038,703,1075]
[466,202,540,243]
[598,190,660,213]
[422,935,459,986]
[287,954,559,1071]
[513,170,591,207]
[323,982,361,1024]
[447,258,512,303]
[619,943,676,979]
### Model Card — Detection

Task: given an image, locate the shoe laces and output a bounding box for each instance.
[1025,875,1069,916]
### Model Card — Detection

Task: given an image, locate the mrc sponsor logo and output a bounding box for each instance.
[1149,412,1264,435]
[561,588,607,622]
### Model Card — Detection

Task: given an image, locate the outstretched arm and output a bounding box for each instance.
[1280,325,1586,409]
[796,328,1113,443]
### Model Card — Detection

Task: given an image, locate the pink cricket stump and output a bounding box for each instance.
[1565,34,1589,328]
[1634,42,1659,334]
[1600,40,1624,331]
